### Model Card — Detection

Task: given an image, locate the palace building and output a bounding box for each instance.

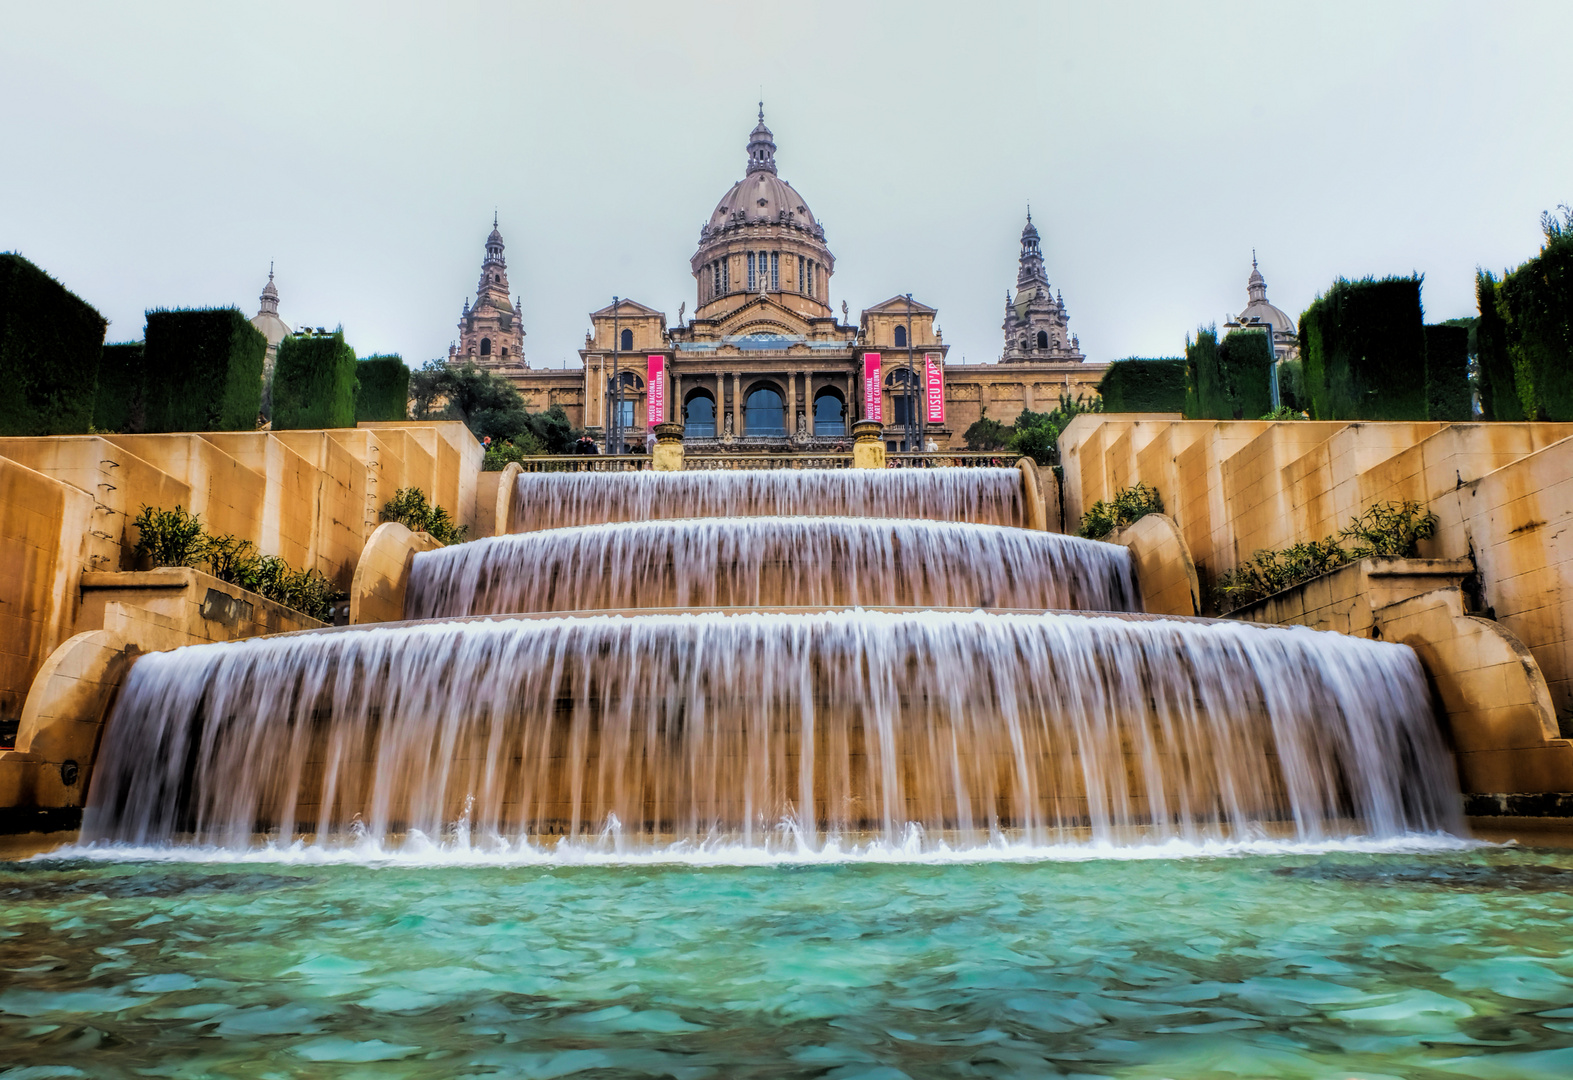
[506,108,1108,450]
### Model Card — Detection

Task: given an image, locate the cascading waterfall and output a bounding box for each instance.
[83,610,1462,851]
[405,518,1140,619]
[508,468,1027,532]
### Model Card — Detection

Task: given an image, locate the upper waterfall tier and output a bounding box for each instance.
[405,518,1139,618]
[83,609,1461,852]
[508,468,1028,532]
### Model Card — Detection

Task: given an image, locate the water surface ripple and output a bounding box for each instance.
[5,848,1573,1078]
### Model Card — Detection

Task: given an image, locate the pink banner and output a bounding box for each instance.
[863,353,882,422]
[925,354,944,424]
[646,355,665,426]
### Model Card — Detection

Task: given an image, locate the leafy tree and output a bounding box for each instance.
[962,410,1011,450]
[410,359,577,452]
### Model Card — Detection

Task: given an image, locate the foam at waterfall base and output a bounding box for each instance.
[82,609,1464,852]
[406,517,1140,619]
[509,468,1028,532]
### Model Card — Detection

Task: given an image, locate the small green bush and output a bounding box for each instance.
[962,410,1011,451]
[355,354,411,423]
[0,253,107,435]
[1213,500,1439,612]
[273,328,357,429]
[380,487,468,545]
[143,308,266,432]
[482,431,545,471]
[1098,358,1187,413]
[131,505,333,621]
[132,505,208,567]
[1077,482,1164,540]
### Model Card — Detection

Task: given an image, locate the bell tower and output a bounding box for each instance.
[450,214,526,371]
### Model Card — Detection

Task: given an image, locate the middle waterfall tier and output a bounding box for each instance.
[405,518,1141,618]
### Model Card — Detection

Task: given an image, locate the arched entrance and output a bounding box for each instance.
[813,389,846,436]
[684,390,717,438]
[744,383,786,436]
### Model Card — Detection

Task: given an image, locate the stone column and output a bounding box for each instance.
[804,370,815,434]
[730,372,742,436]
[852,419,886,469]
[653,422,685,472]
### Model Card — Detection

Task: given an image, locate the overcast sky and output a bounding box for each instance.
[3,2,1570,368]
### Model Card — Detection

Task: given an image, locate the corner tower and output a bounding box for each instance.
[690,106,835,323]
[450,214,526,371]
[1002,210,1083,362]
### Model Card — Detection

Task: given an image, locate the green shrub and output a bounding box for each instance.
[272,328,357,429]
[1423,324,1471,421]
[142,308,266,432]
[962,410,1011,450]
[1475,270,1522,420]
[1484,206,1573,421]
[93,341,147,433]
[1184,327,1273,420]
[1297,276,1428,420]
[354,354,411,423]
[482,431,545,470]
[132,506,332,622]
[131,505,208,567]
[1098,358,1187,413]
[410,359,579,453]
[1077,482,1164,540]
[380,487,468,545]
[1278,358,1307,412]
[0,253,106,435]
[1214,500,1438,612]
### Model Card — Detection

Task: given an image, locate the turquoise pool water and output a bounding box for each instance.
[5,843,1573,1078]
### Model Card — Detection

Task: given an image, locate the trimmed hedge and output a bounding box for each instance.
[355,354,410,422]
[93,342,147,433]
[0,253,106,435]
[1097,358,1187,413]
[143,308,266,432]
[1423,324,1471,421]
[1475,271,1522,420]
[272,329,357,429]
[1483,217,1573,421]
[1298,276,1427,420]
[1183,328,1272,419]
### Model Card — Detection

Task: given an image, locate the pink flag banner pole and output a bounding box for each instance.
[646,355,665,426]
[925,354,944,424]
[863,353,882,423]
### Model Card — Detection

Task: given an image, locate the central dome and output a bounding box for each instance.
[707,171,819,232]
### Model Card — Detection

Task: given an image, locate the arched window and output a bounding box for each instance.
[744,386,785,436]
[885,368,919,426]
[620,328,633,351]
[1037,330,1049,350]
[813,390,845,437]
[480,338,492,356]
[684,391,717,438]
[894,325,907,349]
[500,348,507,358]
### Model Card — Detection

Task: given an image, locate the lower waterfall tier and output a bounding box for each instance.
[82,610,1461,852]
[405,518,1139,618]
[508,468,1028,532]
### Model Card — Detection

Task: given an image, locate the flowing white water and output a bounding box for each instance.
[509,468,1028,532]
[405,518,1139,618]
[82,609,1462,853]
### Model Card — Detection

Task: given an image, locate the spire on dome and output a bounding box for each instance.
[258,263,280,316]
[484,216,506,268]
[1017,209,1047,288]
[1247,251,1268,303]
[746,104,777,175]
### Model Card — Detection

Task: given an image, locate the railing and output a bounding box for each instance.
[685,453,854,470]
[887,452,1023,469]
[506,451,1024,472]
[515,456,650,473]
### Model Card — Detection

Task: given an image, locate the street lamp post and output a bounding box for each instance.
[610,296,623,455]
[904,293,920,454]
